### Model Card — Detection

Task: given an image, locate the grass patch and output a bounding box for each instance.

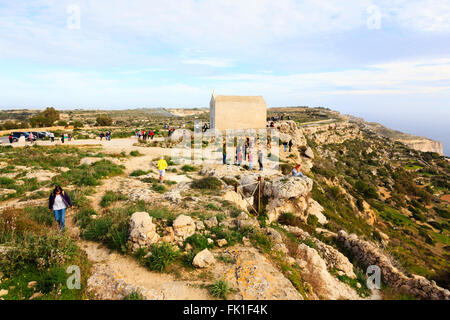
[208,280,231,300]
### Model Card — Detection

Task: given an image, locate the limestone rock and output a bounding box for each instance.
[0,289,8,297]
[173,214,196,240]
[204,216,218,229]
[195,220,205,231]
[163,190,182,203]
[306,198,327,224]
[223,190,249,212]
[236,212,259,230]
[27,281,37,289]
[219,247,303,300]
[128,212,160,250]
[295,244,359,300]
[304,147,314,159]
[192,249,216,268]
[217,239,228,247]
[263,176,313,199]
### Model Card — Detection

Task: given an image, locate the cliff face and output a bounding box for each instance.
[397,139,444,155]
[300,121,362,145]
[346,116,444,155]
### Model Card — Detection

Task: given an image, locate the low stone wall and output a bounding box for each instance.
[337,230,450,300]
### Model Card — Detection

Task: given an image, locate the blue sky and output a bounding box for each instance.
[0,0,449,117]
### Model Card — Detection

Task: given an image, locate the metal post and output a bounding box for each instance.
[258,176,262,214]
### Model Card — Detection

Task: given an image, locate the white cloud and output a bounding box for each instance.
[181,58,234,68]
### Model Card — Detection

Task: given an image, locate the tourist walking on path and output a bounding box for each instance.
[100,132,104,141]
[283,141,288,152]
[288,139,293,152]
[150,130,154,140]
[49,132,55,142]
[157,156,168,183]
[258,149,263,171]
[8,134,13,143]
[61,133,65,144]
[48,186,73,232]
[292,164,306,178]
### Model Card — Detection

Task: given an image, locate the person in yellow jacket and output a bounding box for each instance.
[157,156,168,183]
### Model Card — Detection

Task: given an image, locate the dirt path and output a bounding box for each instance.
[63,148,211,300]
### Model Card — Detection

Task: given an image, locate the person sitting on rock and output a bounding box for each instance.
[292,164,305,179]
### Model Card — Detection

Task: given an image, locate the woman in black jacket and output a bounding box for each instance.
[48,186,74,231]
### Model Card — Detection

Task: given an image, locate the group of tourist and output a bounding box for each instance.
[136,129,155,140]
[222,137,264,171]
[99,131,112,141]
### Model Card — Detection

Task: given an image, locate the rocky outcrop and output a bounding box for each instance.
[276,120,307,147]
[337,230,450,300]
[128,212,160,251]
[222,190,249,212]
[282,225,355,278]
[300,122,362,145]
[259,176,313,222]
[219,246,303,300]
[263,176,313,199]
[173,214,196,240]
[295,243,360,300]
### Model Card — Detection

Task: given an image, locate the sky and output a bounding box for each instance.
[0,1,449,153]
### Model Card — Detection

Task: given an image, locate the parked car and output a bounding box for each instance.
[31,131,47,139]
[12,132,29,140]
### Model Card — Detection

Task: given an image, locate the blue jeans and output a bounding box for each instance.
[294,172,305,178]
[223,154,226,164]
[53,208,66,230]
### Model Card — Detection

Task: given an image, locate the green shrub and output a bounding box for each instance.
[74,207,96,229]
[100,191,127,207]
[123,290,145,300]
[145,243,179,272]
[37,266,67,294]
[181,165,196,172]
[185,234,214,251]
[81,217,112,241]
[130,169,148,176]
[307,214,319,228]
[208,280,231,300]
[151,183,166,193]
[191,177,222,190]
[129,150,142,157]
[26,206,54,227]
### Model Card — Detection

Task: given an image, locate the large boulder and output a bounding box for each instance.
[173,214,196,240]
[219,247,303,300]
[295,244,360,300]
[192,249,216,268]
[128,212,160,250]
[263,176,313,199]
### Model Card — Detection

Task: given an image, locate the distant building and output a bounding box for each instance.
[209,92,267,130]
